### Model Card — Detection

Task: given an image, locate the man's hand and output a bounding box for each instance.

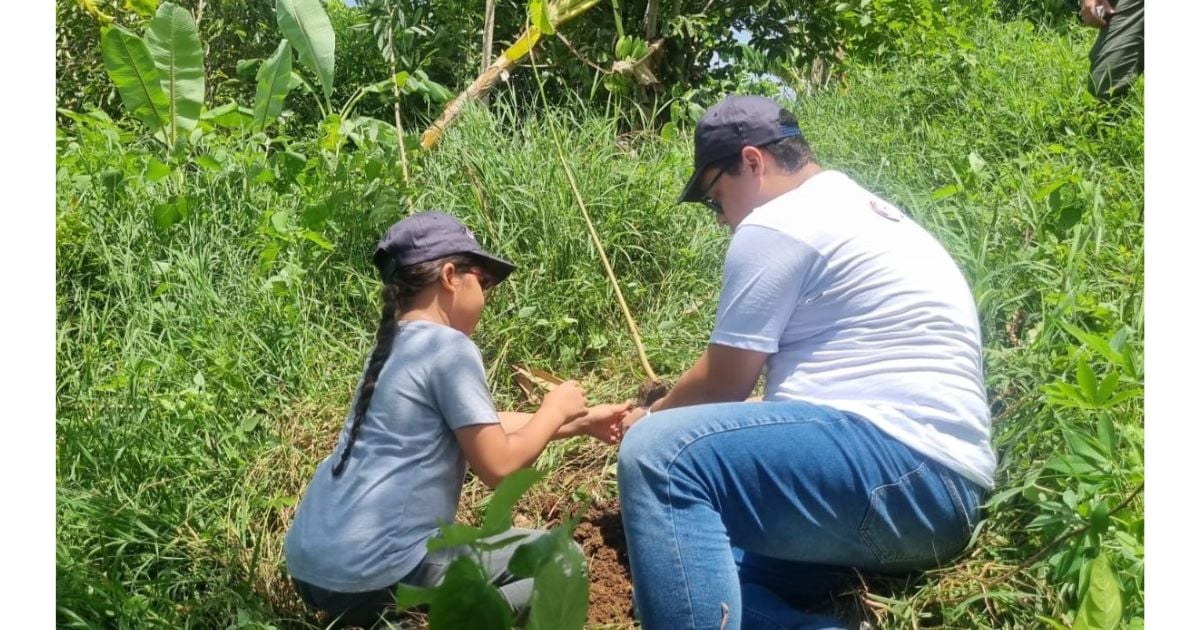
[561,401,632,444]
[1081,0,1115,28]
[620,406,650,436]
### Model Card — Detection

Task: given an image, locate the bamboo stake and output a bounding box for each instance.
[528,45,657,382]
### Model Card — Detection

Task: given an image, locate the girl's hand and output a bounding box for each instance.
[564,401,632,444]
[543,380,589,424]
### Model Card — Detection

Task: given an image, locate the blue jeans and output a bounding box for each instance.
[617,401,984,630]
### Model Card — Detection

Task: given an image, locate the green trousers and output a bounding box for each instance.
[1088,0,1144,100]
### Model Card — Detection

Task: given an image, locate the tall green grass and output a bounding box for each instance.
[56,14,1142,629]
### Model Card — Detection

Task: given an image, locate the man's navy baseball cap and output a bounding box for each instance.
[373,211,516,283]
[678,95,805,203]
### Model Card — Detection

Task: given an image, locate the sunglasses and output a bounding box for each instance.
[464,268,497,292]
[699,167,726,215]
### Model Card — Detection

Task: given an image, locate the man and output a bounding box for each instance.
[616,95,996,629]
[1076,0,1144,100]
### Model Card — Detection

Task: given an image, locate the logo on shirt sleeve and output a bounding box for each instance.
[870,200,902,222]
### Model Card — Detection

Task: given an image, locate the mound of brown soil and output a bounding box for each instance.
[572,500,636,626]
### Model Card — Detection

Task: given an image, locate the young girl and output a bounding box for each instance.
[284,211,629,627]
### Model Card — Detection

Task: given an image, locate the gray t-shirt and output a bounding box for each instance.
[284,320,499,592]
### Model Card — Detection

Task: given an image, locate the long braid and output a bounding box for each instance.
[332,283,403,477]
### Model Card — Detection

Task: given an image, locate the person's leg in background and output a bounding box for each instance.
[1088,0,1144,100]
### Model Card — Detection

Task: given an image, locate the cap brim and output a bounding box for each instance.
[472,251,517,284]
[677,167,706,204]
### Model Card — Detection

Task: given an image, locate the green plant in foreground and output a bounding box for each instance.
[393,469,590,630]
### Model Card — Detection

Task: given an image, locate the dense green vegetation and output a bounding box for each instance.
[56,0,1143,627]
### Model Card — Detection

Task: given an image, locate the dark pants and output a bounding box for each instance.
[292,528,555,628]
[1088,0,1144,100]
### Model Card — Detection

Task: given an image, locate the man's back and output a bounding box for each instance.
[715,170,996,488]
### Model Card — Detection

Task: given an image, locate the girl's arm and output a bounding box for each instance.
[455,381,588,488]
[499,403,631,443]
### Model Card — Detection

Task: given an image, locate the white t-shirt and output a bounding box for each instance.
[711,170,996,489]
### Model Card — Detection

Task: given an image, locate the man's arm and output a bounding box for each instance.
[649,344,769,412]
[619,344,768,430]
[623,226,822,432]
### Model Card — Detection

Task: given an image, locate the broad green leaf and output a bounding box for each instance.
[985,484,1027,507]
[1043,382,1091,409]
[483,468,544,535]
[347,116,399,149]
[152,196,187,229]
[318,114,355,152]
[509,515,582,578]
[301,230,333,251]
[253,40,294,132]
[309,190,348,229]
[144,2,204,144]
[527,531,589,630]
[1120,344,1138,378]
[1089,500,1110,535]
[363,71,409,94]
[101,26,170,138]
[274,150,308,182]
[236,58,261,77]
[660,121,677,141]
[100,168,124,192]
[1035,178,1070,201]
[201,101,239,120]
[145,157,171,182]
[1044,454,1098,477]
[1037,616,1072,630]
[209,105,256,130]
[426,523,485,552]
[288,70,310,93]
[1096,371,1120,405]
[1061,322,1123,366]
[1076,357,1098,404]
[529,0,554,35]
[302,201,331,230]
[276,0,336,101]
[195,155,222,171]
[1057,202,1084,232]
[270,210,291,233]
[428,556,512,630]
[392,583,433,611]
[508,530,560,578]
[504,31,541,62]
[1064,430,1108,467]
[1108,327,1129,355]
[1099,388,1143,408]
[930,183,960,201]
[405,71,453,103]
[1096,413,1116,456]
[1074,551,1121,630]
[125,0,160,17]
